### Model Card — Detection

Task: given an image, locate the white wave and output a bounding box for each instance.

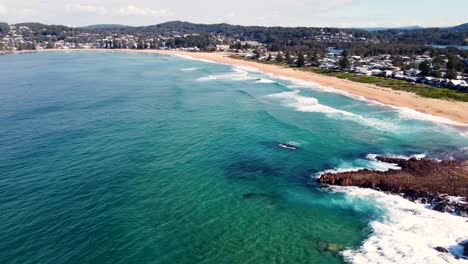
[172,53,217,64]
[366,153,426,161]
[269,74,373,103]
[314,155,468,262]
[260,72,468,133]
[197,67,257,82]
[197,75,217,81]
[266,90,400,131]
[171,54,467,133]
[394,106,468,135]
[180,67,199,71]
[313,154,402,179]
[256,78,276,84]
[267,90,358,117]
[233,64,262,73]
[334,187,468,263]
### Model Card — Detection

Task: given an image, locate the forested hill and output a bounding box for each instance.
[7,21,468,46]
[76,21,468,45]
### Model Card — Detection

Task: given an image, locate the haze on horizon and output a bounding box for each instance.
[0,0,467,28]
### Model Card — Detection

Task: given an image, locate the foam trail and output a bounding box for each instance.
[314,154,468,263]
[197,67,257,82]
[256,78,276,84]
[267,90,358,117]
[172,53,218,64]
[180,67,199,71]
[313,155,402,179]
[264,73,468,132]
[197,75,217,81]
[366,153,426,160]
[169,53,467,133]
[266,90,400,131]
[335,187,468,263]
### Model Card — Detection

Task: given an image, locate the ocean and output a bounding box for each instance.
[0,51,467,264]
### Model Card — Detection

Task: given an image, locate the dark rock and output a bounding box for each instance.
[318,156,468,217]
[314,240,344,254]
[434,246,449,253]
[463,241,468,257]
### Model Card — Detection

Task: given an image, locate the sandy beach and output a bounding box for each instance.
[33,49,468,124]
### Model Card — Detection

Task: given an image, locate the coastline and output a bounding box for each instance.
[19,48,468,125]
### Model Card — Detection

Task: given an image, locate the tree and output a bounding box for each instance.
[276,53,284,63]
[445,55,463,79]
[46,41,54,49]
[285,52,293,65]
[339,50,351,69]
[297,53,305,67]
[311,51,319,65]
[418,60,431,76]
[431,56,445,77]
[267,53,272,61]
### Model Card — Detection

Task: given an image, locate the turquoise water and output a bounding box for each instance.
[0,51,466,264]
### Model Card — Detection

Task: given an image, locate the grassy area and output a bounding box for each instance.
[229,55,468,102]
[306,68,468,102]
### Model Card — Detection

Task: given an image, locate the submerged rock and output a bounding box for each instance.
[242,192,271,199]
[314,240,344,254]
[318,156,468,216]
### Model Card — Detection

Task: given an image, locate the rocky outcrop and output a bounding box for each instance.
[318,156,468,216]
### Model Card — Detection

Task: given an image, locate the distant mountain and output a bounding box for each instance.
[449,23,468,30]
[80,24,132,30]
[359,26,423,32]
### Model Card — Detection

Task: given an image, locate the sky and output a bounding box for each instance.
[0,0,467,28]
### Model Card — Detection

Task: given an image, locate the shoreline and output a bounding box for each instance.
[12,48,468,125]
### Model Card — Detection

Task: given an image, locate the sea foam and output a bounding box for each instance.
[314,155,468,263]
[267,90,358,117]
[265,90,400,132]
[180,67,199,71]
[337,187,468,263]
[197,67,256,82]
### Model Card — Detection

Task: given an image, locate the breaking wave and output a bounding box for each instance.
[265,90,400,131]
[197,67,256,82]
[180,67,199,71]
[314,154,468,263]
[338,187,468,263]
[267,90,357,116]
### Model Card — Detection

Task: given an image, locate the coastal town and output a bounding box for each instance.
[1,22,468,93]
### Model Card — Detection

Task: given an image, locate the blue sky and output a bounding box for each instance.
[0,0,467,27]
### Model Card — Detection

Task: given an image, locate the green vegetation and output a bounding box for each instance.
[229,55,468,102]
[305,68,468,102]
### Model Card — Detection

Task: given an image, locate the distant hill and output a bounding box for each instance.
[80,24,132,30]
[360,26,423,32]
[449,23,468,30]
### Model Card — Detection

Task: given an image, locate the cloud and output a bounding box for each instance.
[64,4,107,15]
[118,5,174,17]
[0,1,8,16]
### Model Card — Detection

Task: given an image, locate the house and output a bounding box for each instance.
[216,45,230,51]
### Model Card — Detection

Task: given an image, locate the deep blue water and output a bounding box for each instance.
[0,51,466,264]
